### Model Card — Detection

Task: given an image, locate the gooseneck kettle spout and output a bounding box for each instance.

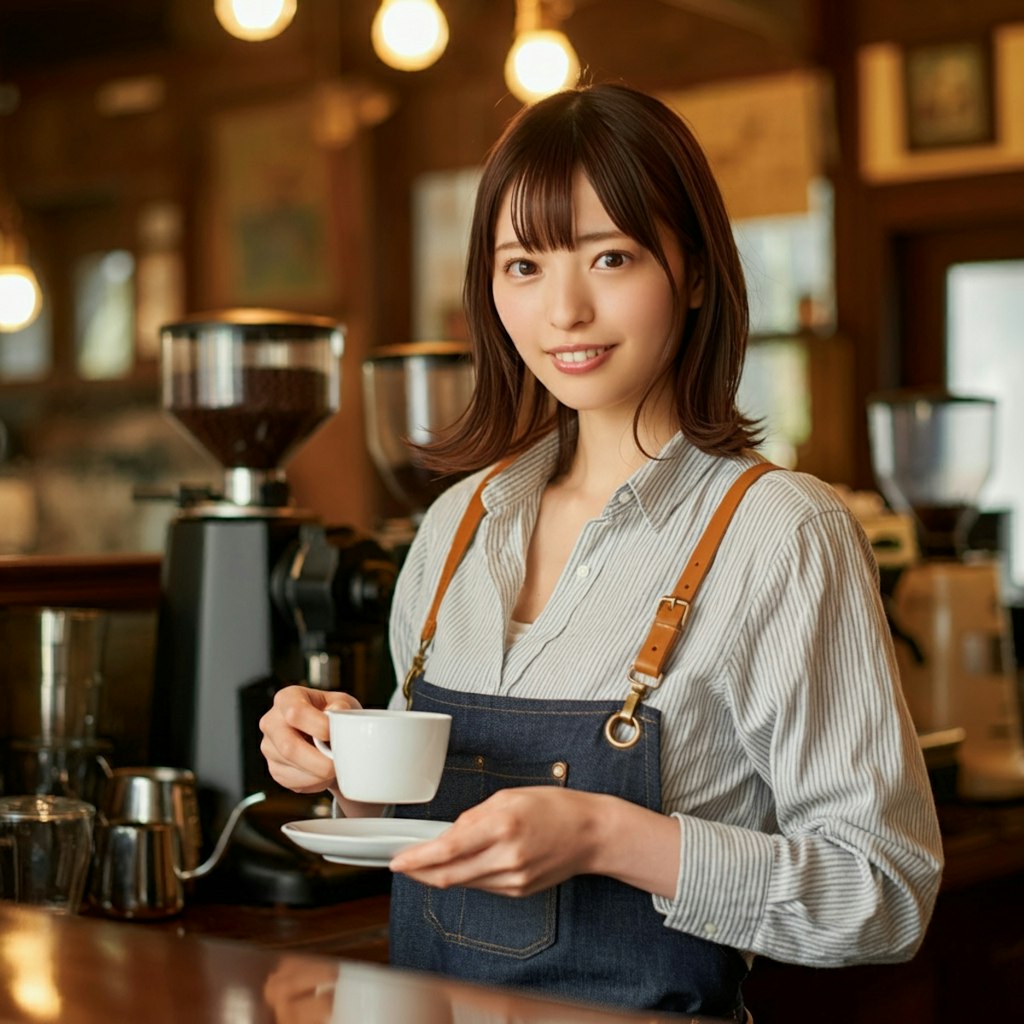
[178,790,267,881]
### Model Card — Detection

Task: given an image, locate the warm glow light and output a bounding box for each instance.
[504,29,580,104]
[214,0,297,42]
[4,924,62,1021]
[372,0,449,71]
[0,263,42,332]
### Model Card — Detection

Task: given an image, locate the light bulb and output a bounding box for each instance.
[504,29,580,104]
[372,0,449,72]
[215,0,297,42]
[0,264,42,332]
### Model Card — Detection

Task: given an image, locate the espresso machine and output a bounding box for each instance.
[868,390,1024,800]
[150,310,397,903]
[361,340,475,549]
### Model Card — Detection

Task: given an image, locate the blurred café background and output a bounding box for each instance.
[0,0,1022,564]
[0,3,1023,1020]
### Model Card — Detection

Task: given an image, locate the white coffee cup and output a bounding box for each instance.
[314,709,452,804]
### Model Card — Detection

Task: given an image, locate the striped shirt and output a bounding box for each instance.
[387,430,943,968]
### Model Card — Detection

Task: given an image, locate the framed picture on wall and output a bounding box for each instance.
[903,39,996,151]
[203,96,337,311]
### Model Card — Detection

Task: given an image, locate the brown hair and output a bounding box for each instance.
[421,82,759,475]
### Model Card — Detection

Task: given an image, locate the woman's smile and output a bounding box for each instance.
[549,345,615,371]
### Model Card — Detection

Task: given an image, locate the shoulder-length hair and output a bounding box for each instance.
[420,82,759,476]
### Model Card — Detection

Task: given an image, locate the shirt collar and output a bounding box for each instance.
[624,432,724,529]
[481,431,561,512]
[481,430,727,531]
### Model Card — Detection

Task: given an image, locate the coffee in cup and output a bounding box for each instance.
[314,709,451,804]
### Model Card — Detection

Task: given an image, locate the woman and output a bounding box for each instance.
[260,83,943,1020]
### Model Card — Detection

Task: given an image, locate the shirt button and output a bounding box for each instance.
[703,922,718,938]
[618,490,632,504]
[576,564,590,579]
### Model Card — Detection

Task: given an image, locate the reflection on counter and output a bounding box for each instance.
[0,902,726,1024]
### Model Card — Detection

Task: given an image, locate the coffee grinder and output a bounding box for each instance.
[150,310,397,902]
[868,390,1024,800]
[361,341,475,549]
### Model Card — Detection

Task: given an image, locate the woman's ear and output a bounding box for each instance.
[688,264,705,309]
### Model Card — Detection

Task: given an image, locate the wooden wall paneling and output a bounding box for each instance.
[819,0,1024,486]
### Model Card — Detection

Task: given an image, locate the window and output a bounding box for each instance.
[947,259,1024,592]
[73,249,136,379]
[734,178,835,338]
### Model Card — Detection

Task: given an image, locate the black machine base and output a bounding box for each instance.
[192,794,393,907]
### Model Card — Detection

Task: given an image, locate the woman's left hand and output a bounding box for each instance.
[389,786,604,897]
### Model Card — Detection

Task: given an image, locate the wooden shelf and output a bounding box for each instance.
[0,553,162,609]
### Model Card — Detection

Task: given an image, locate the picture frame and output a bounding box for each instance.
[903,38,996,151]
[203,96,337,311]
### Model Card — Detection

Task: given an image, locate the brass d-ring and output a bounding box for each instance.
[604,711,642,749]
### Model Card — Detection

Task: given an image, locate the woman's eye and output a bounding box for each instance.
[504,258,538,278]
[596,251,628,269]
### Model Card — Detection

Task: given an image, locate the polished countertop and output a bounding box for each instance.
[0,902,729,1024]
[3,798,1022,1023]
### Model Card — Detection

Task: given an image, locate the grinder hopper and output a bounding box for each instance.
[162,309,344,506]
[362,341,474,528]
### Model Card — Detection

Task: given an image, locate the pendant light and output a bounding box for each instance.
[372,0,450,71]
[0,205,42,333]
[214,0,297,42]
[504,0,580,104]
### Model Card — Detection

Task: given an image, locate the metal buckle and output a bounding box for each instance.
[402,638,430,707]
[605,678,649,749]
[657,594,691,628]
[627,666,663,691]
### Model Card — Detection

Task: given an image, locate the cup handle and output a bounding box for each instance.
[313,736,332,757]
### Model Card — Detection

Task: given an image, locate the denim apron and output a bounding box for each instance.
[391,461,777,1019]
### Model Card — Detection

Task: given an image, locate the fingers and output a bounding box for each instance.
[389,788,599,897]
[389,804,535,892]
[390,831,546,897]
[258,685,359,795]
[269,686,360,741]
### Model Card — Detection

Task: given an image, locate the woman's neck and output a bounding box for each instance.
[562,401,678,499]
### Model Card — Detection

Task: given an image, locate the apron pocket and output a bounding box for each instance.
[422,752,567,959]
[425,885,556,959]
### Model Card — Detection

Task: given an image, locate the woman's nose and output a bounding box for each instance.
[546,269,594,330]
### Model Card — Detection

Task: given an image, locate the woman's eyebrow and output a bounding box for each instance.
[494,229,627,253]
[576,230,629,245]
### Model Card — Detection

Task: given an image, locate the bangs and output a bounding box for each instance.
[505,150,577,253]
[501,128,670,271]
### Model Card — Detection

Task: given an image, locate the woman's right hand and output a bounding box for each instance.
[259,685,360,798]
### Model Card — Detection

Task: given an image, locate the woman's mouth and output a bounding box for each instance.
[555,347,607,364]
[550,346,614,372]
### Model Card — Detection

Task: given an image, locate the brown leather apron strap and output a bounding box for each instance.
[604,461,779,749]
[403,457,514,703]
[404,455,780,723]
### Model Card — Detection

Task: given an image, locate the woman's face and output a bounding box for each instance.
[491,172,702,424]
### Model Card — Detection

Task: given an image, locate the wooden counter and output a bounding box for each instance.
[2,803,1019,1023]
[152,798,1024,1024]
[0,902,727,1023]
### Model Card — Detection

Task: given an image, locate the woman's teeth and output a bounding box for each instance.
[555,348,606,364]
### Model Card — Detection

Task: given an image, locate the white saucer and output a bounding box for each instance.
[323,853,393,869]
[281,817,451,865]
